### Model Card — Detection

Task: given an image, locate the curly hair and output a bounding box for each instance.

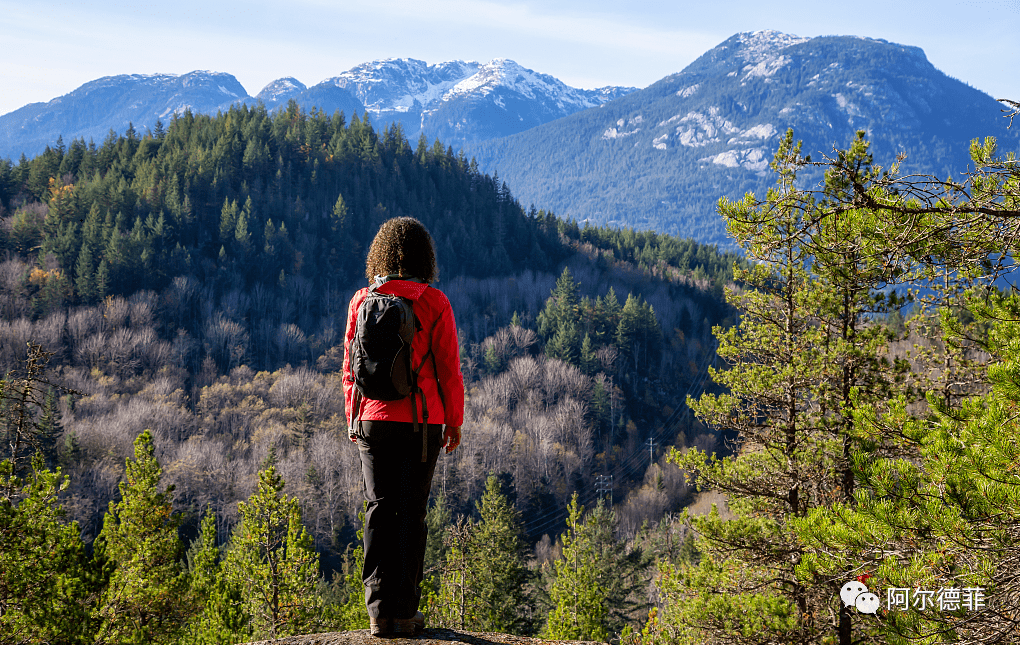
[364,217,439,284]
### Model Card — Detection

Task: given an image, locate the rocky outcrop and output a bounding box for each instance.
[245,628,606,645]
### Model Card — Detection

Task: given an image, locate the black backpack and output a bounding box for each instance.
[348,280,439,460]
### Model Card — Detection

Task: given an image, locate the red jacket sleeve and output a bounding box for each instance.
[431,291,464,427]
[342,289,364,428]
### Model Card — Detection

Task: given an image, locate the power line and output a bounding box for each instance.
[599,339,716,484]
[595,474,614,504]
[522,341,716,536]
[645,438,657,465]
[520,339,718,538]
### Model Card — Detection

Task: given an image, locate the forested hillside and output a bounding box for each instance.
[0,101,744,642]
[467,32,1020,247]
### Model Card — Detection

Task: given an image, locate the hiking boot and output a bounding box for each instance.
[370,611,424,638]
[369,617,393,637]
[392,611,425,636]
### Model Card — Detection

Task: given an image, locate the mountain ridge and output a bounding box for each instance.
[2,31,1015,249]
[0,58,634,161]
[464,30,1020,247]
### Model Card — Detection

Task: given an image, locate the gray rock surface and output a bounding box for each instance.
[244,628,606,645]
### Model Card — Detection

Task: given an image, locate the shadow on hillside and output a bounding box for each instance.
[417,629,510,643]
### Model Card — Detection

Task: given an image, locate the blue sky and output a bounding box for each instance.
[2,0,1018,117]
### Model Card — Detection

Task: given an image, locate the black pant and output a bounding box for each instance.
[357,420,443,620]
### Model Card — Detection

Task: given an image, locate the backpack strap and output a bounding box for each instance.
[409,314,442,462]
[350,389,364,441]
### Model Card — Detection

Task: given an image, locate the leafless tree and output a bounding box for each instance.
[0,259,30,320]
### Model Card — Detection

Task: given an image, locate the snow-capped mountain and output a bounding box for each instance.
[322,59,483,118]
[2,34,1015,250]
[0,59,633,159]
[0,71,250,158]
[305,57,635,147]
[255,77,307,105]
[466,30,1020,247]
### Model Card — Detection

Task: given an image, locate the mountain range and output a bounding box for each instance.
[466,31,1020,246]
[0,58,632,161]
[2,31,1016,247]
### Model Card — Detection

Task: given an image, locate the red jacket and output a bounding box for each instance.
[343,279,464,428]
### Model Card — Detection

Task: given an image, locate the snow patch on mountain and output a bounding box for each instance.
[833,93,866,119]
[323,57,633,128]
[646,112,776,151]
[677,84,700,99]
[325,59,482,114]
[602,116,646,140]
[603,126,641,139]
[735,30,810,64]
[728,123,777,143]
[702,148,769,172]
[442,59,608,113]
[742,55,793,80]
[672,108,741,147]
[257,77,307,103]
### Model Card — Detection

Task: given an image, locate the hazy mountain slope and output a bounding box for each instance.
[0,71,249,158]
[466,31,1020,247]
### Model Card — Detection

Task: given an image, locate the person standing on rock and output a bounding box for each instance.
[343,216,464,637]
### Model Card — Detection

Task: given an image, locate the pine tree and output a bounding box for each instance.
[659,131,905,645]
[811,289,1020,645]
[615,293,648,374]
[546,320,580,366]
[580,333,597,375]
[0,455,89,644]
[93,429,190,644]
[469,475,532,633]
[177,508,251,645]
[425,494,452,568]
[234,197,253,255]
[544,494,638,642]
[74,242,96,301]
[222,462,322,639]
[95,258,110,299]
[331,193,349,234]
[219,198,238,246]
[430,516,474,629]
[537,267,580,340]
[187,509,219,610]
[784,131,1020,645]
[1,344,76,479]
[430,475,532,633]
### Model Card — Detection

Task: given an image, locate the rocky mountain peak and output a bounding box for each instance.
[256,77,307,104]
[325,58,482,114]
[734,30,810,64]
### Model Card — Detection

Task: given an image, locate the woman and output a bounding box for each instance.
[342,217,464,637]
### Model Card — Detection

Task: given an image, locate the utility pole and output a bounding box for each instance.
[609,375,616,456]
[646,437,656,465]
[595,474,613,505]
